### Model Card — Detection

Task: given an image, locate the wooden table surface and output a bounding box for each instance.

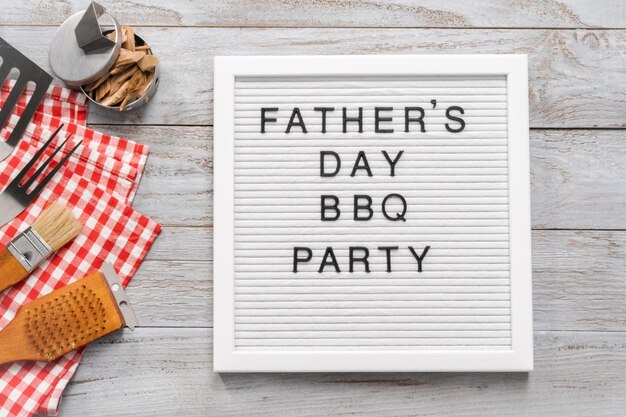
[1,1,625,415]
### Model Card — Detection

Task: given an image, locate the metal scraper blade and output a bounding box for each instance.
[0,37,53,161]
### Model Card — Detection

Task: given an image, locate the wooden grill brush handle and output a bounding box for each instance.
[0,248,29,293]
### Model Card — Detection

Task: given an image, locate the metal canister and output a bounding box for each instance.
[48,1,159,111]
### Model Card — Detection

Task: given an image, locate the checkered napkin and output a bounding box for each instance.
[0,87,161,417]
[1,80,88,126]
[1,114,148,202]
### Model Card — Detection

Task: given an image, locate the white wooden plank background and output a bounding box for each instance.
[0,27,624,128]
[3,0,625,28]
[0,1,625,415]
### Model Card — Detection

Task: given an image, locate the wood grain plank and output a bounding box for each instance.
[530,129,626,229]
[57,327,626,417]
[0,27,623,127]
[95,125,625,229]
[532,230,626,332]
[129,260,211,328]
[105,125,212,227]
[134,229,626,332]
[1,0,624,29]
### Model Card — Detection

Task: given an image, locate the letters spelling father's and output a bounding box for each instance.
[258,105,467,275]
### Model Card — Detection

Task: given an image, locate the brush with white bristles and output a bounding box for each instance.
[0,202,82,292]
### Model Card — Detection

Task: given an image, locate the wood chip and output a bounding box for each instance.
[82,25,158,109]
[84,72,109,92]
[95,79,111,101]
[106,29,126,43]
[136,72,153,93]
[110,63,133,76]
[120,70,155,111]
[101,70,145,107]
[119,90,139,111]
[109,65,139,95]
[122,26,135,52]
[115,49,146,67]
[138,55,159,72]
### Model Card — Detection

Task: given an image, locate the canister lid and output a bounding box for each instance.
[49,3,121,87]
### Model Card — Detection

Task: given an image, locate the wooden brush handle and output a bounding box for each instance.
[0,248,29,293]
[0,271,125,366]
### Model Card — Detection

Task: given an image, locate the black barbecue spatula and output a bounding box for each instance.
[0,37,53,161]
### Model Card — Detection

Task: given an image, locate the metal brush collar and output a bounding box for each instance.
[8,227,52,271]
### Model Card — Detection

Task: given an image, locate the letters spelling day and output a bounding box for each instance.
[259,103,467,275]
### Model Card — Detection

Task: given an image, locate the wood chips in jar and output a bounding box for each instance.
[83,25,159,111]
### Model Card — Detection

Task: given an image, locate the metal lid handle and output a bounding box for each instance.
[74,1,118,53]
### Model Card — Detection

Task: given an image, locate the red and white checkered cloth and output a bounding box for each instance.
[0,80,88,127]
[0,86,161,417]
[2,114,149,202]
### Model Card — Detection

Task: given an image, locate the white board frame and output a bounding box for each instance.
[214,55,532,372]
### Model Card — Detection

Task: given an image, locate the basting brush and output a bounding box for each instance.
[0,202,82,293]
[0,263,138,364]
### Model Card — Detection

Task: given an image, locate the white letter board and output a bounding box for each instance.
[214,55,532,372]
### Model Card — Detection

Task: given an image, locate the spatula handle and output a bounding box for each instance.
[0,248,29,293]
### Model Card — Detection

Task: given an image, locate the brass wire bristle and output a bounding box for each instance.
[25,285,105,360]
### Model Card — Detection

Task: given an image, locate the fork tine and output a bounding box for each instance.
[21,133,72,191]
[30,139,82,197]
[12,124,63,185]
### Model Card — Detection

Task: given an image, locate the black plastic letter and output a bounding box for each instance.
[405,107,425,133]
[261,107,278,133]
[354,195,374,221]
[445,106,465,133]
[320,151,341,177]
[350,151,373,177]
[343,107,363,133]
[314,107,335,133]
[349,246,370,272]
[375,107,394,133]
[286,107,308,133]
[321,195,341,221]
[293,247,312,272]
[319,247,341,273]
